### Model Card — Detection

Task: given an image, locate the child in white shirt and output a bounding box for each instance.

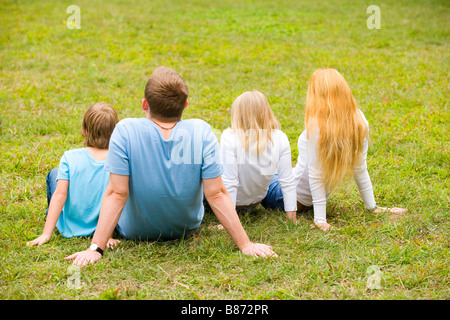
[292,68,407,231]
[220,91,297,221]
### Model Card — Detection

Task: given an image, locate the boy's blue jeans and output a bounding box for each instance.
[45,168,58,213]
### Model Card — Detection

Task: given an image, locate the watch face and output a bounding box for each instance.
[90,244,98,251]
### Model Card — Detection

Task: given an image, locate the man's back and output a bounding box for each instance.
[105,117,222,240]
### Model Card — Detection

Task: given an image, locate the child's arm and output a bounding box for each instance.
[220,130,239,207]
[306,131,330,230]
[27,180,69,246]
[353,136,377,210]
[277,133,297,223]
[353,139,407,214]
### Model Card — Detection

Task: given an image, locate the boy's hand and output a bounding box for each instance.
[27,234,51,246]
[64,249,102,266]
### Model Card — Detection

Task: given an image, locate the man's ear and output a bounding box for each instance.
[142,98,149,111]
[184,99,189,109]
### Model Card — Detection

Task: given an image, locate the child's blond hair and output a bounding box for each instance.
[82,102,119,149]
[305,68,368,193]
[230,91,279,155]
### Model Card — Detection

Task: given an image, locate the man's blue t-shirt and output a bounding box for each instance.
[105,118,222,240]
[56,148,110,238]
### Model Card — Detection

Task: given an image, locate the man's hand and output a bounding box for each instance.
[241,242,278,258]
[64,249,102,266]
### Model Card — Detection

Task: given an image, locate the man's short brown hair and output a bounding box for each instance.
[144,66,189,121]
[82,102,119,149]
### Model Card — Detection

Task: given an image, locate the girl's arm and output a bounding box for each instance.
[220,130,239,207]
[354,139,407,214]
[306,131,329,229]
[276,133,297,221]
[27,179,69,246]
[353,138,377,210]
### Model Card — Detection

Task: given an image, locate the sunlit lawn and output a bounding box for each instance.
[0,0,448,300]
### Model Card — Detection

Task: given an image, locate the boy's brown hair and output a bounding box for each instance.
[144,66,189,121]
[82,102,119,149]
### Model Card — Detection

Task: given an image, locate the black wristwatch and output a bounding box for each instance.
[89,243,104,256]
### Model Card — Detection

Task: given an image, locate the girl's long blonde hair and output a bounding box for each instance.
[305,68,368,192]
[231,91,279,155]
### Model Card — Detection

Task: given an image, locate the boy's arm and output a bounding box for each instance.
[64,173,129,266]
[203,176,277,258]
[27,180,69,246]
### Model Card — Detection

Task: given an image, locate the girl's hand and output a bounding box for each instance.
[26,234,51,246]
[312,222,332,232]
[286,211,297,224]
[374,207,407,214]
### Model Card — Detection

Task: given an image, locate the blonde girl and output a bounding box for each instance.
[220,91,297,221]
[292,68,407,231]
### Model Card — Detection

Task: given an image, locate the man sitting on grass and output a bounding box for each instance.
[65,66,277,266]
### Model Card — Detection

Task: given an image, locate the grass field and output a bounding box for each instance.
[0,0,448,300]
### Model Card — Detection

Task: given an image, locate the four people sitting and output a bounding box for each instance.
[28,66,407,265]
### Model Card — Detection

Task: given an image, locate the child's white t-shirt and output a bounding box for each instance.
[220,128,297,212]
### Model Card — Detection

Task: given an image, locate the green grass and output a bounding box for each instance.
[0,0,448,300]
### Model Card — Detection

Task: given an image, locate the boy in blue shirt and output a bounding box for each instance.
[27,102,120,248]
[65,67,277,265]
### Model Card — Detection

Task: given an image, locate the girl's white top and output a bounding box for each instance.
[293,110,377,223]
[220,128,297,212]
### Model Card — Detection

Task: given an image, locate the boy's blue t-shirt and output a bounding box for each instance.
[56,148,110,238]
[105,118,222,240]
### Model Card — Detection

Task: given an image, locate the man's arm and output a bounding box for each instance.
[203,176,277,258]
[64,173,129,266]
